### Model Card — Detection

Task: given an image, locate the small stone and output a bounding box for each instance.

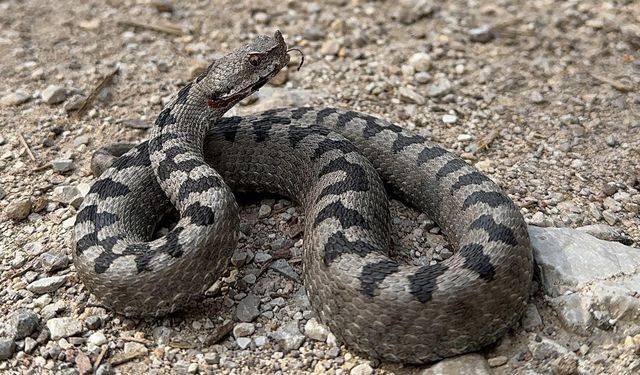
[11,309,40,339]
[51,159,75,172]
[421,354,491,375]
[442,114,457,124]
[0,90,30,107]
[233,323,255,338]
[85,315,103,330]
[204,352,220,365]
[0,338,15,360]
[151,0,174,13]
[415,72,432,84]
[40,251,69,272]
[73,134,90,146]
[124,341,148,353]
[487,356,508,367]
[468,25,495,43]
[269,68,288,86]
[27,275,67,294]
[24,337,37,353]
[522,303,543,331]
[254,252,272,263]
[530,91,546,104]
[46,317,83,340]
[254,336,268,347]
[270,259,300,282]
[51,185,83,207]
[320,40,340,56]
[408,52,431,72]
[5,198,32,221]
[273,321,305,352]
[304,318,329,342]
[398,87,425,105]
[151,326,172,345]
[457,134,473,142]
[350,363,374,375]
[88,331,107,346]
[231,251,248,267]
[236,294,260,322]
[605,134,619,147]
[41,85,67,104]
[258,204,272,218]
[95,363,113,375]
[551,354,579,375]
[76,351,92,375]
[236,337,251,349]
[427,77,452,97]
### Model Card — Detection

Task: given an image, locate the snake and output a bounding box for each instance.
[73,31,533,363]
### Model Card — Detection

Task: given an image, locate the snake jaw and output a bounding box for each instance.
[207,67,280,109]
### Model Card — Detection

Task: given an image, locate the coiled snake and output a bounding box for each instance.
[74,31,533,363]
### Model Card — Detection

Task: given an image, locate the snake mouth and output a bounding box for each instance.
[207,66,282,109]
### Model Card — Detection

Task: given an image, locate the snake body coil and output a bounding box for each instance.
[74,32,533,363]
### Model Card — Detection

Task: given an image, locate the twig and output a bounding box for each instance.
[203,319,235,345]
[590,73,633,92]
[94,346,108,370]
[121,336,152,345]
[18,133,36,162]
[33,163,52,173]
[477,129,500,151]
[118,20,186,36]
[73,67,120,120]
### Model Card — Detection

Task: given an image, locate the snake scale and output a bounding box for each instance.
[74,31,533,363]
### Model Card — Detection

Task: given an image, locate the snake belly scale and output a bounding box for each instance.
[74,31,533,363]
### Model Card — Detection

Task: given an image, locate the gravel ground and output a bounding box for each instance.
[1,0,639,374]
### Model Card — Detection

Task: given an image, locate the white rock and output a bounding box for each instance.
[233,322,255,338]
[236,337,251,349]
[421,354,491,375]
[41,85,67,104]
[0,90,29,107]
[88,332,107,346]
[304,318,329,342]
[46,317,83,340]
[408,52,431,72]
[27,276,67,294]
[350,363,374,375]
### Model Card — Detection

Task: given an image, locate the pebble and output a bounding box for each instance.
[408,52,431,72]
[51,185,83,207]
[398,87,425,105]
[46,317,83,340]
[442,114,457,124]
[51,159,75,172]
[0,90,30,107]
[522,303,543,331]
[0,338,15,360]
[304,318,330,342]
[530,91,546,104]
[88,331,107,346]
[415,71,432,84]
[422,354,492,375]
[273,321,305,352]
[40,250,69,272]
[254,336,268,347]
[11,309,40,339]
[236,337,251,349]
[27,275,67,294]
[24,337,37,354]
[427,77,452,97]
[41,85,67,104]
[124,341,147,353]
[254,252,272,263]
[468,25,495,43]
[258,204,272,218]
[457,134,473,142]
[551,354,579,375]
[85,315,103,330]
[350,363,374,375]
[5,198,32,221]
[320,40,340,56]
[233,322,255,338]
[487,355,508,367]
[236,294,260,322]
[151,326,173,345]
[269,259,300,282]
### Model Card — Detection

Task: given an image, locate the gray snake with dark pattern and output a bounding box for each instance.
[73,31,533,363]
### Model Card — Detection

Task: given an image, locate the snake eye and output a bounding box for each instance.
[248,54,261,67]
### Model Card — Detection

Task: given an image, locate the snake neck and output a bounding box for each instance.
[148,85,225,211]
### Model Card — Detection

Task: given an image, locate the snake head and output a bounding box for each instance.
[197,30,290,111]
